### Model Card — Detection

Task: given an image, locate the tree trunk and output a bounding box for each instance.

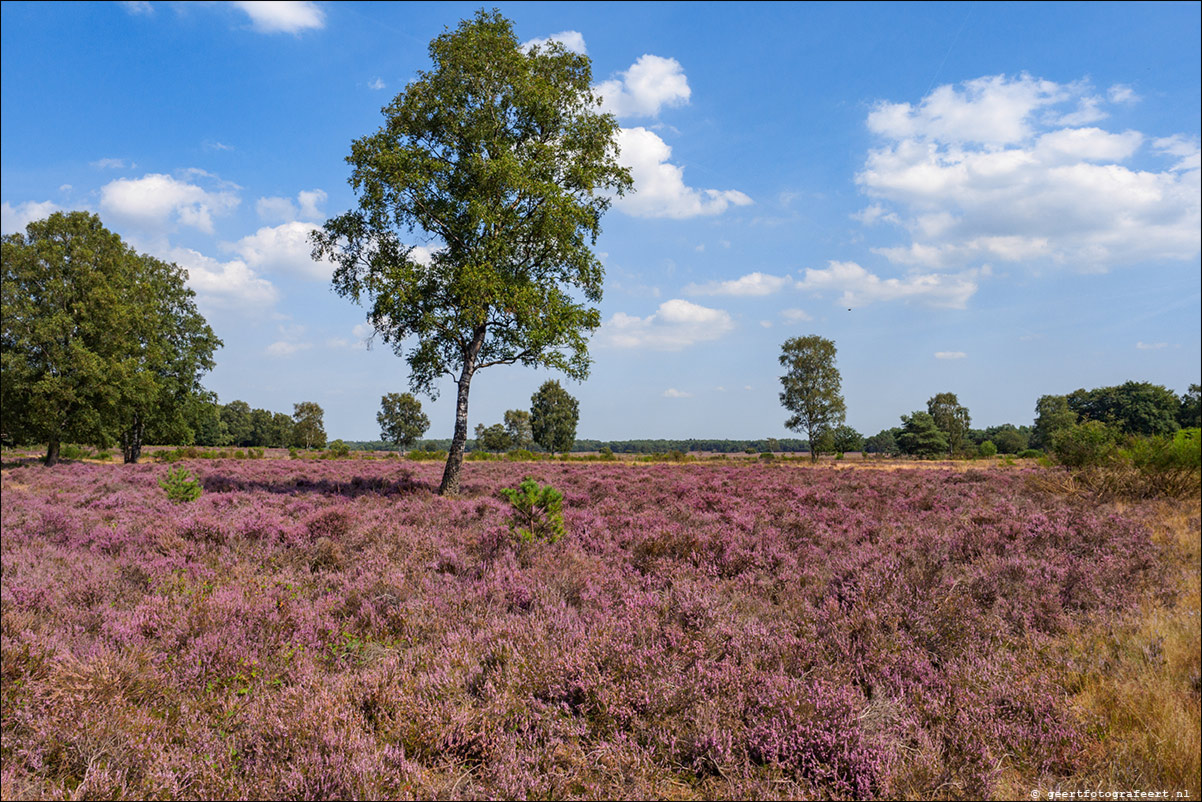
[45,439,60,466]
[122,417,143,464]
[439,326,486,496]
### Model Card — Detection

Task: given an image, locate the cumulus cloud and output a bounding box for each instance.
[598,298,735,350]
[662,388,692,398]
[91,157,134,169]
[597,54,690,118]
[164,246,277,310]
[232,1,325,34]
[795,261,982,309]
[684,271,792,296]
[935,351,967,360]
[858,74,1201,272]
[100,172,239,233]
[228,221,324,280]
[521,30,586,55]
[614,127,752,219]
[1,201,62,235]
[368,77,386,90]
[780,308,813,323]
[1108,84,1139,104]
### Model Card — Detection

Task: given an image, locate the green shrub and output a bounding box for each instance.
[60,444,92,460]
[759,451,775,462]
[978,440,998,458]
[505,448,537,461]
[499,478,565,544]
[1054,421,1117,468]
[407,449,447,461]
[159,465,202,503]
[598,446,615,460]
[1018,449,1044,459]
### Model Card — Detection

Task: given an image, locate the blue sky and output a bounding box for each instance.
[3,1,1199,441]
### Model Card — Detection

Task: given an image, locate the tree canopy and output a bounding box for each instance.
[311,10,631,494]
[378,392,430,450]
[531,380,579,455]
[927,392,971,456]
[1,211,220,464]
[292,402,327,450]
[897,411,949,458]
[778,335,846,462]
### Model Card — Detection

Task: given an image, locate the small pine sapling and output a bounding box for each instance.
[499,477,565,543]
[159,465,202,503]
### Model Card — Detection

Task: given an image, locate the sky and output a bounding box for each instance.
[2,1,1199,441]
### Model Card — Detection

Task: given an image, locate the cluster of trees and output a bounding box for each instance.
[2,212,221,465]
[191,399,328,451]
[472,380,580,456]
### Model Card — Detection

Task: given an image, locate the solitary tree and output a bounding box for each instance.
[292,402,326,450]
[531,380,579,456]
[778,335,846,462]
[927,392,971,456]
[897,411,949,457]
[312,10,631,494]
[378,392,430,451]
[504,409,534,450]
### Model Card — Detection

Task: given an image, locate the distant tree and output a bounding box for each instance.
[250,408,274,448]
[1066,381,1180,437]
[1054,420,1117,468]
[2,211,219,464]
[897,411,949,458]
[268,412,294,448]
[978,440,998,458]
[1032,394,1077,451]
[531,380,579,455]
[311,10,631,495]
[864,428,899,455]
[474,422,512,452]
[292,401,327,450]
[811,429,836,458]
[378,392,430,450]
[504,409,534,450]
[221,401,254,447]
[779,336,846,463]
[190,395,227,447]
[986,424,1028,455]
[1177,384,1200,429]
[764,437,781,453]
[831,425,864,454]
[927,392,971,455]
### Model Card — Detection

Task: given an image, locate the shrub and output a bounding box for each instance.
[598,446,615,460]
[158,465,202,503]
[978,440,998,458]
[59,444,92,460]
[407,449,447,461]
[505,448,537,462]
[1018,449,1044,459]
[1054,421,1117,468]
[760,452,775,462]
[324,440,351,459]
[498,477,565,544]
[289,447,298,458]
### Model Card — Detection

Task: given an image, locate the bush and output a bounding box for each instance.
[760,452,776,462]
[978,440,998,458]
[159,465,202,503]
[1018,449,1044,459]
[598,446,615,460]
[498,478,565,544]
[505,448,537,462]
[407,449,447,461]
[1054,421,1117,468]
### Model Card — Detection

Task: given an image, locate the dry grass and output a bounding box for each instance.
[998,498,1201,800]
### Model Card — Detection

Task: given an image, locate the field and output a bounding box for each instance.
[1,458,1198,800]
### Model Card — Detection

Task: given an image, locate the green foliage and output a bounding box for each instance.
[499,478,565,544]
[324,439,351,459]
[474,422,513,453]
[778,335,846,462]
[984,424,1029,455]
[1032,394,1077,451]
[504,409,535,450]
[1119,428,1201,473]
[406,449,447,461]
[831,424,864,454]
[1054,420,1117,468]
[598,446,615,460]
[1,211,220,465]
[221,401,254,447]
[378,392,430,450]
[897,411,949,458]
[1067,381,1182,437]
[864,429,899,456]
[291,402,326,450]
[927,392,971,455]
[505,448,538,462]
[1178,384,1200,429]
[159,465,202,503]
[312,10,631,496]
[978,440,998,458]
[531,380,579,455]
[1018,449,1044,460]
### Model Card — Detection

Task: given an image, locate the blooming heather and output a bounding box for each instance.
[0,459,1164,799]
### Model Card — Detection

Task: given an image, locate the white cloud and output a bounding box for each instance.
[91,157,133,169]
[858,74,1201,272]
[120,1,153,14]
[1135,341,1168,350]
[614,127,752,219]
[266,341,312,357]
[203,140,235,152]
[232,1,325,34]
[684,271,792,296]
[100,172,239,234]
[795,260,981,309]
[521,30,586,55]
[1108,84,1139,104]
[780,308,813,323]
[164,246,277,310]
[296,189,326,220]
[597,55,690,118]
[598,298,735,350]
[759,320,772,328]
[368,77,386,90]
[1,201,62,235]
[935,351,967,360]
[255,188,326,223]
[228,221,324,280]
[662,388,692,398]
[352,323,374,340]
